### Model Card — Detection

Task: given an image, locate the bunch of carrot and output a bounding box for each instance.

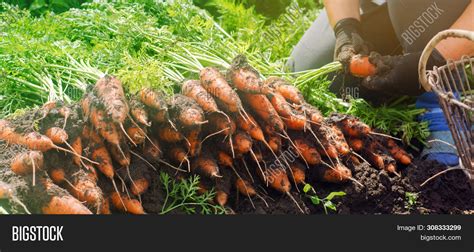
[0,55,412,214]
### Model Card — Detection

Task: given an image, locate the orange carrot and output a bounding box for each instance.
[158,124,183,143]
[232,131,253,156]
[192,156,221,178]
[49,168,67,184]
[267,135,282,152]
[89,107,122,146]
[42,195,92,214]
[71,136,82,167]
[294,138,321,165]
[93,76,129,124]
[108,143,131,167]
[350,55,376,77]
[282,113,307,131]
[185,128,202,157]
[91,146,115,179]
[320,164,353,183]
[385,139,412,165]
[301,105,324,124]
[235,178,256,197]
[41,179,92,215]
[242,93,284,131]
[348,138,363,152]
[268,92,294,118]
[169,94,206,128]
[199,67,243,113]
[110,192,145,214]
[206,113,236,137]
[58,106,71,129]
[228,55,272,94]
[289,162,306,185]
[266,77,305,105]
[11,151,44,175]
[45,127,68,144]
[130,98,151,126]
[139,88,167,111]
[131,178,150,196]
[215,190,228,207]
[69,170,103,208]
[182,80,220,113]
[126,125,146,145]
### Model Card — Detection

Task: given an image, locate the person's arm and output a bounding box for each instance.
[323,0,368,70]
[436,0,474,60]
[323,0,361,27]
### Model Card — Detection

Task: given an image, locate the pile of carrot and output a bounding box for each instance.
[0,55,412,214]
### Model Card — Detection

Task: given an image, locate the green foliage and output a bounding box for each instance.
[2,0,90,16]
[405,192,419,211]
[160,172,226,214]
[303,183,346,214]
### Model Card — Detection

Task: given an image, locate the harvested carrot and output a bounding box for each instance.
[91,146,115,179]
[199,67,243,113]
[45,127,68,144]
[49,168,67,184]
[266,77,304,105]
[192,156,221,178]
[268,92,293,118]
[206,113,236,137]
[282,113,307,131]
[71,136,82,167]
[385,139,412,165]
[235,178,256,197]
[301,105,324,124]
[289,162,306,185]
[41,179,92,215]
[108,143,131,167]
[89,107,122,146]
[93,76,129,124]
[158,124,183,143]
[185,128,202,157]
[232,131,253,156]
[131,178,150,196]
[217,151,234,168]
[139,88,167,111]
[169,94,206,128]
[215,190,228,207]
[11,151,44,175]
[126,125,146,145]
[242,93,284,131]
[42,195,92,214]
[348,138,363,152]
[320,164,353,183]
[182,80,220,113]
[350,55,376,78]
[58,106,71,129]
[130,98,151,126]
[267,135,282,152]
[228,55,272,94]
[110,192,145,214]
[69,170,103,208]
[294,138,321,165]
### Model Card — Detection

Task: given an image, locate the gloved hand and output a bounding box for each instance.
[333,18,370,71]
[361,49,446,96]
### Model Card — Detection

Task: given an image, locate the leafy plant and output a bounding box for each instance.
[404,192,419,211]
[303,183,346,214]
[160,172,226,214]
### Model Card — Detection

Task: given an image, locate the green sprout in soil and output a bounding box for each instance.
[160,172,226,215]
[404,192,419,211]
[303,183,346,214]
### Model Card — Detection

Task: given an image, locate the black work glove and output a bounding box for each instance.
[334,18,370,71]
[361,49,446,96]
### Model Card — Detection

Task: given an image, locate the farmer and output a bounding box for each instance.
[288,0,474,166]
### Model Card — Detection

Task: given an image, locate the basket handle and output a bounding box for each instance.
[418,29,474,91]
